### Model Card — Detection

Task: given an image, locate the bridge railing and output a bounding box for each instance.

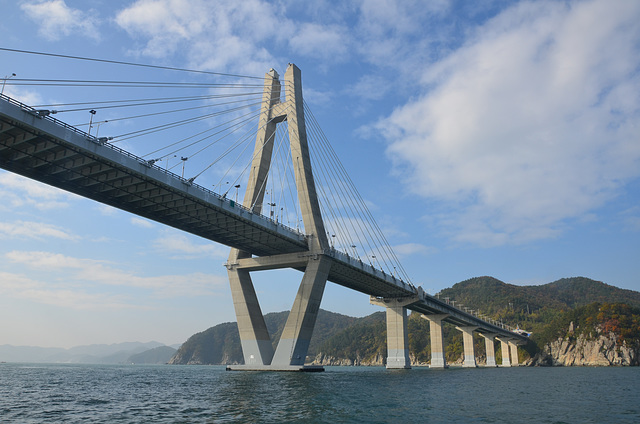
[1,93,306,239]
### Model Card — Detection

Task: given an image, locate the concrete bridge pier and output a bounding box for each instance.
[509,340,520,366]
[456,326,478,368]
[481,333,498,367]
[497,338,512,367]
[370,295,418,369]
[422,314,449,369]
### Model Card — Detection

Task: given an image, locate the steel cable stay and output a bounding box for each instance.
[71,97,264,128]
[31,93,258,108]
[270,124,302,230]
[307,113,409,282]
[302,109,377,261]
[306,128,371,262]
[49,92,264,114]
[0,47,265,80]
[98,92,283,145]
[143,107,265,160]
[73,92,282,131]
[281,106,371,261]
[5,78,263,89]
[108,103,263,143]
[211,112,284,198]
[302,117,363,255]
[182,110,271,183]
[265,122,299,225]
[303,102,412,284]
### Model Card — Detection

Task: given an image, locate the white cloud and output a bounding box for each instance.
[289,22,350,62]
[393,243,437,257]
[380,0,640,246]
[20,0,100,41]
[131,217,154,228]
[0,271,137,310]
[0,172,75,210]
[5,250,226,298]
[152,232,228,259]
[115,0,292,75]
[0,221,77,240]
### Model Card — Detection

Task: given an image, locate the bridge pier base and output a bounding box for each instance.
[422,314,449,369]
[509,341,520,366]
[272,256,331,366]
[456,326,478,368]
[481,334,498,367]
[370,295,418,369]
[498,338,511,367]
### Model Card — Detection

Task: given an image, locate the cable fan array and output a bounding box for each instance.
[2,53,413,286]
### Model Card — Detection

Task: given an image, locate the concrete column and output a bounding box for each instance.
[370,295,418,369]
[227,266,274,365]
[481,334,498,367]
[272,256,331,366]
[456,326,478,368]
[509,341,519,366]
[423,314,449,369]
[498,338,511,367]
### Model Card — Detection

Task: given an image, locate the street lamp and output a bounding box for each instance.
[1,73,16,95]
[234,184,241,203]
[181,157,188,178]
[88,110,97,136]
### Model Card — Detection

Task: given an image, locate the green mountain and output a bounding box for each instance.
[169,309,360,365]
[169,276,640,365]
[127,346,177,364]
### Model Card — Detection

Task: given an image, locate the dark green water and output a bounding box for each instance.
[1,363,638,423]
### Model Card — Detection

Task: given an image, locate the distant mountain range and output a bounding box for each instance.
[168,276,640,366]
[0,341,177,364]
[4,277,638,366]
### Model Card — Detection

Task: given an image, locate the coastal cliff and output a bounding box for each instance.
[528,302,640,366]
[529,329,638,366]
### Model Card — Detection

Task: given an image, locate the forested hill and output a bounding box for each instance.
[168,276,640,366]
[439,276,640,316]
[168,309,366,365]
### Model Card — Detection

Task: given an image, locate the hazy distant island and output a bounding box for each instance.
[0,341,177,365]
[168,276,640,367]
[2,276,638,367]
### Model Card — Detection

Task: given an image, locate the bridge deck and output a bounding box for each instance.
[0,95,527,342]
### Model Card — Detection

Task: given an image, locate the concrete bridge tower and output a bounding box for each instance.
[226,64,330,371]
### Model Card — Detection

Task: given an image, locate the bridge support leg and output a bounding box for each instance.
[456,326,478,368]
[509,341,519,366]
[498,338,511,367]
[227,265,274,366]
[370,295,418,369]
[272,256,331,366]
[481,334,498,367]
[423,314,449,369]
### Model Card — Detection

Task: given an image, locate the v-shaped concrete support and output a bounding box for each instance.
[226,64,331,371]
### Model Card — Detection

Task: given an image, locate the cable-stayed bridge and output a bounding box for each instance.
[0,61,527,371]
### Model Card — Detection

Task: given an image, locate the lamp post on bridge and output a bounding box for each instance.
[1,73,16,95]
[88,110,97,136]
[234,184,241,203]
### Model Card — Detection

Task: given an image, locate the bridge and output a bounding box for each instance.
[0,63,527,370]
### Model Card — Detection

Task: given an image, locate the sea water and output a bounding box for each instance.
[1,363,639,423]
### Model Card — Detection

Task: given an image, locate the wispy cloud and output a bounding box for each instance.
[380,0,640,246]
[5,250,227,299]
[20,0,101,41]
[152,232,228,260]
[0,221,78,240]
[0,271,137,310]
[0,172,75,210]
[393,243,438,257]
[115,0,291,75]
[131,217,154,228]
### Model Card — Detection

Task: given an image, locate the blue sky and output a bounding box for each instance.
[0,0,639,348]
